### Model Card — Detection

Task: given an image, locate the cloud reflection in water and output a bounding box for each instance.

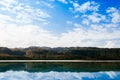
[0,71,120,80]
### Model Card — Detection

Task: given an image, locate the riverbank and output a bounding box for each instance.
[0,60,120,62]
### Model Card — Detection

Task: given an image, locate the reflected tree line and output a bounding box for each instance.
[0,62,120,72]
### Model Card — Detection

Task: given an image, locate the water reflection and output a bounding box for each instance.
[0,62,120,80]
[0,71,120,80]
[0,62,120,72]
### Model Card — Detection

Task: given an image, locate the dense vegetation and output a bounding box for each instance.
[0,47,120,60]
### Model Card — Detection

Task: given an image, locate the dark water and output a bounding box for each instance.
[0,62,120,80]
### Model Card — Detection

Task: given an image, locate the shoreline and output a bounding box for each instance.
[0,60,120,62]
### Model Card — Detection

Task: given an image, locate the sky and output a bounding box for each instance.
[0,0,120,48]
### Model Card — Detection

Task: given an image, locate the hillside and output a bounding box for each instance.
[0,47,120,60]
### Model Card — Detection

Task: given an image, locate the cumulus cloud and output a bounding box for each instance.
[107,7,120,23]
[63,1,120,48]
[58,26,120,47]
[0,23,58,48]
[87,12,106,23]
[72,1,99,13]
[0,0,120,48]
[0,0,56,48]
[0,0,51,25]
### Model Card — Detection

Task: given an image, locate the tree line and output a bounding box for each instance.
[0,47,120,60]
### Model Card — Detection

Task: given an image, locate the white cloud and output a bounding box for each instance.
[91,24,104,31]
[0,0,17,8]
[0,13,120,48]
[104,41,116,48]
[65,3,120,48]
[107,7,120,23]
[87,12,106,23]
[57,23,120,48]
[104,40,120,48]
[82,19,89,25]
[0,0,120,48]
[81,12,106,24]
[58,28,87,47]
[0,0,51,25]
[104,23,118,28]
[58,0,68,4]
[0,14,13,23]
[0,0,55,48]
[72,1,99,13]
[0,23,58,48]
[36,1,54,8]
[73,23,81,27]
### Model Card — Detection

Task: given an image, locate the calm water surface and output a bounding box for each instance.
[0,62,120,80]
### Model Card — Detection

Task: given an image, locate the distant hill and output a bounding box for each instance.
[0,47,120,60]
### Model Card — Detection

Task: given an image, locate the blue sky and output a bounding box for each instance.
[0,0,120,48]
